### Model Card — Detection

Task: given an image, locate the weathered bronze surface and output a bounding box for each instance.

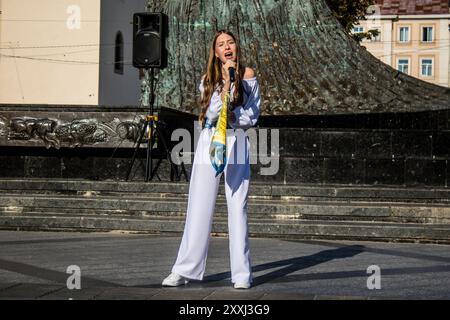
[149,0,450,115]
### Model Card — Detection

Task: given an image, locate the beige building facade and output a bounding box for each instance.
[0,0,102,105]
[0,0,146,106]
[357,5,450,88]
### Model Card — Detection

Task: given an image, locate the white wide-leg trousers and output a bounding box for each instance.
[171,127,252,284]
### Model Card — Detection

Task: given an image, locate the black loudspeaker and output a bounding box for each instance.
[133,12,168,69]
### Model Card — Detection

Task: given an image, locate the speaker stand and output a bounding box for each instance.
[126,68,189,182]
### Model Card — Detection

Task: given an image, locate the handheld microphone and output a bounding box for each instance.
[229,67,236,82]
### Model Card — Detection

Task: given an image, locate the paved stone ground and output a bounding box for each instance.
[0,230,449,300]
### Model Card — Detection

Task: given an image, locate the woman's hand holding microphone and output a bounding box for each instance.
[221,60,236,124]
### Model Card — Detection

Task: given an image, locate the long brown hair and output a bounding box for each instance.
[199,30,245,124]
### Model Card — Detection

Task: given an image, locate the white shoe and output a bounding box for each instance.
[234,282,251,289]
[162,273,189,287]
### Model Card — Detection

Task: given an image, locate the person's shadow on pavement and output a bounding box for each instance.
[201,245,365,287]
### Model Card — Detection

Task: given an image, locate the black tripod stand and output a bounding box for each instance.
[126,68,188,182]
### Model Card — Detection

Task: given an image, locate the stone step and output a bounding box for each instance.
[4,208,449,224]
[1,189,450,205]
[1,194,450,223]
[0,214,449,244]
[1,178,450,243]
[1,179,450,202]
[2,190,450,206]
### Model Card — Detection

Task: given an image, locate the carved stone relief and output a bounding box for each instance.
[0,112,145,149]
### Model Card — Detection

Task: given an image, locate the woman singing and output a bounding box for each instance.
[162,30,261,289]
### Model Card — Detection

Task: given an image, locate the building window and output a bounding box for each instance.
[422,27,433,42]
[114,31,124,75]
[397,59,409,75]
[399,27,410,42]
[421,58,433,77]
[353,26,364,33]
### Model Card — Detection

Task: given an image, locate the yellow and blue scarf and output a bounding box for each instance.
[209,92,229,177]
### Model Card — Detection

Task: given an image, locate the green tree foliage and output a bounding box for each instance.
[325,0,380,42]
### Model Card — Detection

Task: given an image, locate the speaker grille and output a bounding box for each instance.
[135,30,161,66]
